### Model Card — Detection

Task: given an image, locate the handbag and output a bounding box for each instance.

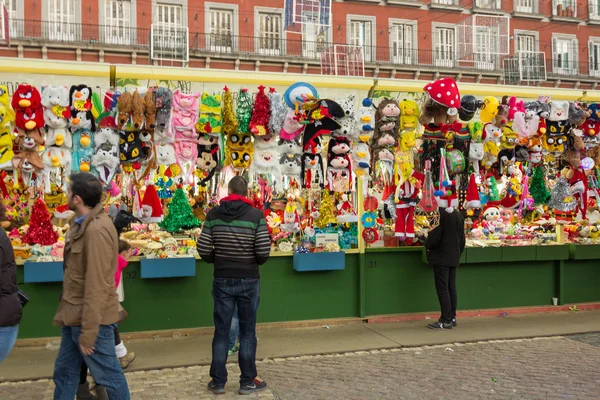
[17,286,29,308]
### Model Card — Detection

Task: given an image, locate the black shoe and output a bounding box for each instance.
[452,318,457,327]
[207,380,225,395]
[428,322,453,330]
[239,379,267,395]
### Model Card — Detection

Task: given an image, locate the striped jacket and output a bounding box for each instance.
[197,198,271,278]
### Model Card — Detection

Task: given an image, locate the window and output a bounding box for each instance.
[431,0,459,5]
[257,12,282,56]
[514,0,536,13]
[47,0,78,41]
[516,34,537,53]
[474,26,499,70]
[589,40,600,77]
[348,18,374,62]
[390,22,415,65]
[552,0,576,17]
[155,3,182,28]
[302,12,326,59]
[434,26,455,67]
[475,0,501,9]
[152,3,187,60]
[205,3,237,52]
[590,0,600,20]
[552,36,578,75]
[0,0,18,37]
[104,0,132,45]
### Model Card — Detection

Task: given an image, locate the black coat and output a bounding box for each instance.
[425,209,466,267]
[0,229,22,327]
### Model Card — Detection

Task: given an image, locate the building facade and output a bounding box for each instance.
[1,0,600,89]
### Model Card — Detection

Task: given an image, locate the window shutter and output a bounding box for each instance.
[589,40,594,72]
[572,38,579,73]
[552,36,558,70]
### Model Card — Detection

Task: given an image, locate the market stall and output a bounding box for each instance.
[3,61,600,340]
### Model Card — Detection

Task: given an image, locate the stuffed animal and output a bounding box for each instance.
[154,87,173,130]
[469,141,484,175]
[226,132,254,169]
[254,134,278,150]
[197,144,219,186]
[196,92,222,135]
[0,85,10,109]
[278,135,302,155]
[482,141,499,170]
[399,130,417,152]
[588,103,600,121]
[72,130,94,173]
[528,136,543,164]
[45,108,72,148]
[13,151,44,185]
[352,142,371,175]
[117,91,133,129]
[0,101,15,131]
[494,96,509,127]
[327,136,351,156]
[420,79,460,126]
[0,129,14,169]
[372,146,396,183]
[12,84,42,111]
[333,117,357,139]
[547,120,569,136]
[580,119,600,136]
[15,129,44,151]
[301,152,325,189]
[15,107,44,131]
[569,102,590,127]
[507,96,525,121]
[337,94,356,118]
[399,99,419,131]
[156,141,177,168]
[542,134,567,153]
[279,110,303,141]
[302,99,345,152]
[250,147,282,190]
[483,123,503,143]
[512,111,540,139]
[41,85,71,119]
[175,140,198,185]
[129,90,145,130]
[479,96,500,124]
[548,101,570,122]
[92,130,120,186]
[119,130,145,164]
[373,131,398,149]
[170,91,200,142]
[327,153,352,192]
[280,152,302,181]
[357,98,375,143]
[501,125,519,150]
[144,88,156,132]
[41,147,72,192]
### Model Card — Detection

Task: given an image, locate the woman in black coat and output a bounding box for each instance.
[0,228,22,363]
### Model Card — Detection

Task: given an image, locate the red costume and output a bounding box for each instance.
[395,171,424,240]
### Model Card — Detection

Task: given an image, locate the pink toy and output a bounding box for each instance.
[175,140,198,185]
[507,96,525,121]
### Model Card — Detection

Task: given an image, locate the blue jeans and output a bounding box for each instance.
[53,325,130,400]
[228,304,239,350]
[211,277,260,387]
[0,325,19,363]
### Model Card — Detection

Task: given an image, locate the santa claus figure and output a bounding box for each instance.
[569,167,589,219]
[280,202,300,233]
[481,202,502,232]
[337,193,358,223]
[394,159,424,242]
[138,185,164,223]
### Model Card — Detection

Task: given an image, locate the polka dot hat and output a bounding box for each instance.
[424,78,461,116]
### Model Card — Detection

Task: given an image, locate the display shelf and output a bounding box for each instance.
[23,261,63,283]
[536,245,569,261]
[140,257,197,279]
[366,247,422,253]
[568,244,600,260]
[501,246,537,262]
[293,252,346,272]
[421,248,466,265]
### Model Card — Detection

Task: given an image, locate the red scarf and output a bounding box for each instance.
[220,194,253,205]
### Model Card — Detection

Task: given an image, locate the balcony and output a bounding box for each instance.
[548,57,579,77]
[588,0,600,24]
[9,19,150,48]
[429,0,465,11]
[551,0,582,22]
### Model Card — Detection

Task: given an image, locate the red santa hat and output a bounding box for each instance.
[464,173,481,210]
[140,184,163,223]
[436,180,458,213]
[481,201,501,222]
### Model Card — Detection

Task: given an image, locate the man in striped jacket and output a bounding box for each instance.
[197,176,271,395]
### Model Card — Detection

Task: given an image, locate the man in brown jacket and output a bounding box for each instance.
[53,173,130,400]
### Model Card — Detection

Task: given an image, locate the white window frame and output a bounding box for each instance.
[1,0,23,38]
[553,0,577,17]
[552,33,578,75]
[389,18,417,65]
[432,23,456,68]
[514,30,539,54]
[205,2,238,52]
[254,7,284,57]
[100,0,136,46]
[588,36,600,77]
[43,0,81,41]
[300,11,331,59]
[514,0,538,13]
[474,26,499,70]
[590,0,600,20]
[475,0,501,9]
[346,14,376,62]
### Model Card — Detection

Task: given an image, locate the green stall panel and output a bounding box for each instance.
[569,244,600,260]
[537,245,569,261]
[466,247,502,264]
[561,259,600,304]
[365,248,557,317]
[501,246,537,262]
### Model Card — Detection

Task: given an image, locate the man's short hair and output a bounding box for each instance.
[70,173,103,208]
[228,176,248,196]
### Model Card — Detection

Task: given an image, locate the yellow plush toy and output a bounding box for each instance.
[399,130,416,152]
[480,96,499,124]
[400,100,420,130]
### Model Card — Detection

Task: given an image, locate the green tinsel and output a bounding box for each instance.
[159,188,202,233]
[530,166,551,205]
[488,176,500,201]
[236,89,254,134]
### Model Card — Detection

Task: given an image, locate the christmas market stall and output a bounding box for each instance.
[3,62,600,339]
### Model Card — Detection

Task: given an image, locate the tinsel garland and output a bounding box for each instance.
[22,198,58,246]
[159,187,202,233]
[222,86,238,136]
[249,85,271,136]
[268,88,287,135]
[548,177,577,212]
[236,89,254,134]
[530,166,551,205]
[314,190,337,228]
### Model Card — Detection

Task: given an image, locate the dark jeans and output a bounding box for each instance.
[433,266,457,324]
[79,324,122,385]
[229,304,239,350]
[54,325,130,400]
[211,277,260,387]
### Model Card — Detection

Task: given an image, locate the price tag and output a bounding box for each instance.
[315,233,339,247]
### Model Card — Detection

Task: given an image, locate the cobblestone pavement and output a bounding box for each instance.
[2,335,600,400]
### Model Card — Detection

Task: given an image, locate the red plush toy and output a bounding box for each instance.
[11,84,42,111]
[15,107,45,131]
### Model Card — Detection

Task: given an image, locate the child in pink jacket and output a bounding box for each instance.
[114,240,135,368]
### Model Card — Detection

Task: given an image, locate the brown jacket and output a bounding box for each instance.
[53,204,119,348]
